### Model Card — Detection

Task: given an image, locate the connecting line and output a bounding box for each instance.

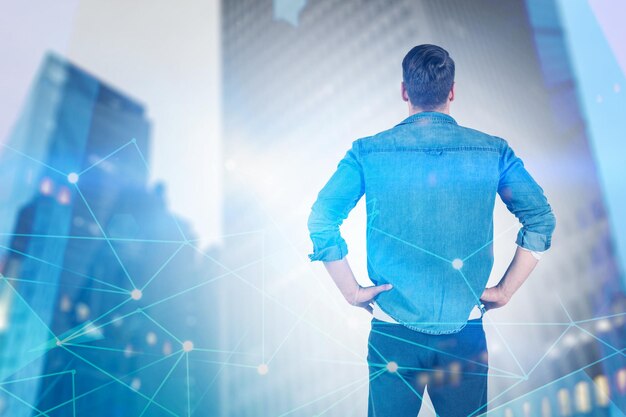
[140,257,263,311]
[0,232,187,244]
[71,370,76,417]
[577,325,626,358]
[559,293,626,353]
[481,314,527,379]
[186,359,258,369]
[275,368,387,417]
[365,362,503,380]
[0,141,67,177]
[234,162,353,325]
[0,385,52,417]
[240,171,353,322]
[77,139,135,176]
[367,340,438,417]
[467,377,528,417]
[2,276,128,295]
[191,328,250,415]
[138,351,186,417]
[73,184,137,289]
[1,273,57,340]
[186,352,191,417]
[453,266,510,375]
[557,293,626,358]
[369,328,517,379]
[34,360,76,408]
[469,347,626,417]
[61,343,150,356]
[185,347,258,356]
[0,243,127,293]
[184,243,367,362]
[556,293,574,323]
[0,370,74,386]
[59,298,134,344]
[59,345,180,417]
[575,310,626,324]
[34,351,182,417]
[185,229,267,242]
[265,296,316,365]
[466,327,575,417]
[462,222,519,262]
[367,225,451,263]
[314,368,387,417]
[140,242,186,292]
[524,325,572,377]
[139,310,183,345]
[455,269,483,309]
[468,322,619,417]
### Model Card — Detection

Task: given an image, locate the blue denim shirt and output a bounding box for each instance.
[307,111,556,334]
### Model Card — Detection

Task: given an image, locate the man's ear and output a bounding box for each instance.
[449,81,455,102]
[401,81,410,102]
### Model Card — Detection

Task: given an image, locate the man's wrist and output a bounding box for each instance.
[495,282,512,303]
[343,283,361,305]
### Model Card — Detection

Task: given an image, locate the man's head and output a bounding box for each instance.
[401,44,455,113]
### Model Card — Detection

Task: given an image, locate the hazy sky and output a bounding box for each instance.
[0,0,222,248]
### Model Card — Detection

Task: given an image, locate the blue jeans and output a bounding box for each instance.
[367,317,488,417]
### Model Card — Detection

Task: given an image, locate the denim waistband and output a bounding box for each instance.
[371,316,484,335]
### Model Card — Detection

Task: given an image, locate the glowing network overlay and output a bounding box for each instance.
[0,2,625,417]
[0,112,625,417]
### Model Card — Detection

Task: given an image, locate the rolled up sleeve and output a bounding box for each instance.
[307,140,365,262]
[498,140,556,252]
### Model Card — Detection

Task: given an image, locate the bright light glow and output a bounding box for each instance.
[595,319,612,332]
[124,344,134,358]
[130,289,142,300]
[40,177,53,195]
[67,172,79,184]
[76,302,89,320]
[593,375,610,407]
[574,381,591,413]
[57,186,71,205]
[452,258,463,270]
[257,363,269,375]
[182,340,194,352]
[131,378,141,390]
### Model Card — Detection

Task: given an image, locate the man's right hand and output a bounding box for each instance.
[348,284,393,314]
[479,285,510,311]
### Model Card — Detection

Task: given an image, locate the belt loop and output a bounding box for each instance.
[478,302,486,318]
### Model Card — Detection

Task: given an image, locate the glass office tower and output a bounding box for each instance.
[0,53,221,416]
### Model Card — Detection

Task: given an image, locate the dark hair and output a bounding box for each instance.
[402,44,455,110]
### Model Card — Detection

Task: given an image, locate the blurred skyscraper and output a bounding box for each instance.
[0,53,222,416]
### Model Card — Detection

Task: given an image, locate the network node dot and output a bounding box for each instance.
[130,289,142,300]
[56,339,62,347]
[257,363,269,375]
[182,340,194,352]
[131,377,141,390]
[67,172,79,184]
[386,361,398,373]
[595,319,612,333]
[452,258,463,270]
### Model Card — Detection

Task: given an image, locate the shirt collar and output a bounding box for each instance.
[394,111,458,127]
